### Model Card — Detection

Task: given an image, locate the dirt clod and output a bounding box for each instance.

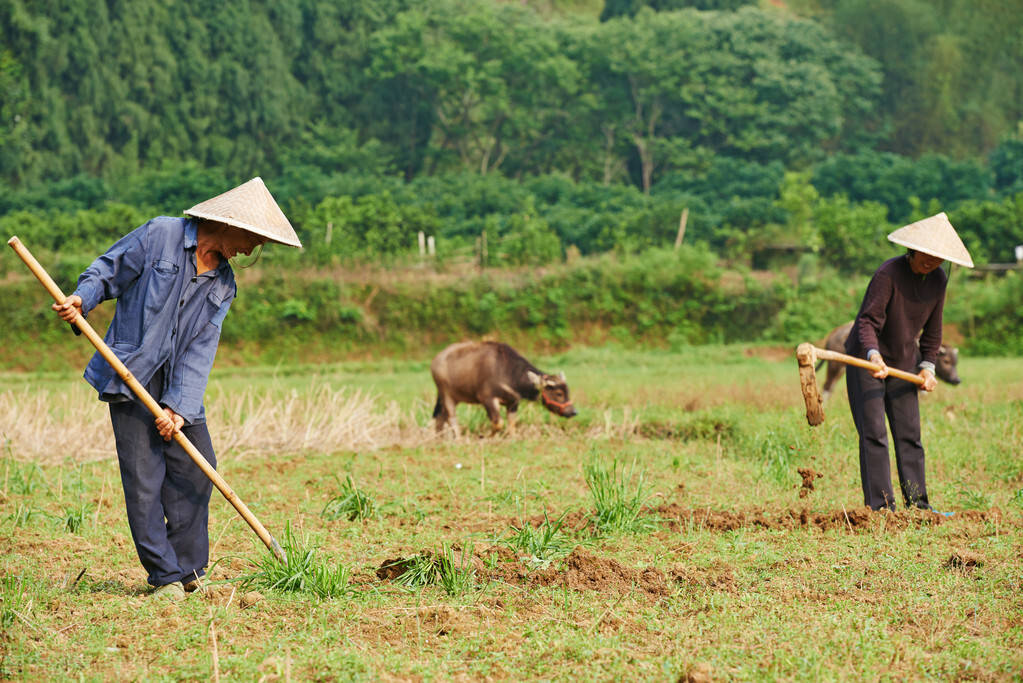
[519,547,671,597]
[671,562,736,592]
[239,591,264,608]
[376,557,415,581]
[681,661,714,682]
[946,550,983,570]
[797,467,823,498]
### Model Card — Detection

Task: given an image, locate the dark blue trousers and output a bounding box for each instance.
[846,365,929,511]
[108,376,216,587]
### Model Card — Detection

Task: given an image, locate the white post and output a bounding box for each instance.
[1015,244,1023,263]
[418,231,426,256]
[325,222,333,245]
[427,235,436,257]
[674,208,689,251]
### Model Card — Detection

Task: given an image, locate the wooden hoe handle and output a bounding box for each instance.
[809,346,925,386]
[8,236,287,564]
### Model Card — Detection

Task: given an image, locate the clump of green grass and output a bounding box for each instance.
[2,458,47,496]
[504,510,572,568]
[5,503,43,528]
[436,545,478,596]
[238,523,354,600]
[321,474,377,521]
[948,480,993,510]
[584,459,658,535]
[637,410,738,441]
[1,576,29,630]
[736,425,805,486]
[62,504,90,534]
[390,543,478,596]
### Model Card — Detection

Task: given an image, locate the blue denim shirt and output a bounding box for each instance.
[73,217,236,424]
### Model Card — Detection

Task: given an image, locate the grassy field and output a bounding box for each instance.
[1,345,1021,681]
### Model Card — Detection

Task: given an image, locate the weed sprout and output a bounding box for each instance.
[584,459,659,535]
[321,475,377,522]
[238,522,354,600]
[62,504,90,534]
[0,576,29,630]
[391,543,478,596]
[504,510,572,568]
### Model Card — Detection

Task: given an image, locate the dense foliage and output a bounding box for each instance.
[2,1,880,186]
[1,0,1021,362]
[3,0,1018,189]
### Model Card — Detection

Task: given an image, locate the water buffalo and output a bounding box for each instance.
[818,321,961,399]
[431,341,576,437]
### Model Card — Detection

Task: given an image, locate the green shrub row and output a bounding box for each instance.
[5,246,1019,372]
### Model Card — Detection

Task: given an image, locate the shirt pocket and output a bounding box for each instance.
[108,340,140,361]
[152,259,179,275]
[206,291,230,328]
[143,261,181,321]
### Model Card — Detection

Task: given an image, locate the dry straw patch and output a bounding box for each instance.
[1,380,653,465]
[0,385,111,463]
[208,385,429,458]
[0,383,431,464]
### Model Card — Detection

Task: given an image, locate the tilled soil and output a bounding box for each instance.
[374,505,1005,599]
[652,503,999,532]
[377,545,675,598]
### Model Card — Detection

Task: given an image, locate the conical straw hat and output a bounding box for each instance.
[887,212,973,268]
[184,177,302,248]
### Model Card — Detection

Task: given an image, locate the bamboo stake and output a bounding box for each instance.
[7,236,286,564]
[673,208,689,250]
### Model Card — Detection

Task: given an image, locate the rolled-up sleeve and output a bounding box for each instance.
[73,224,148,315]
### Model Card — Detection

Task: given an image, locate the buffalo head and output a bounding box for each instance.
[936,345,960,385]
[528,370,577,418]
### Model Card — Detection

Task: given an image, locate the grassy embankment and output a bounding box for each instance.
[2,346,1021,680]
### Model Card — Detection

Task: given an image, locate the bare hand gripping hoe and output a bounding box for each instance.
[795,342,924,426]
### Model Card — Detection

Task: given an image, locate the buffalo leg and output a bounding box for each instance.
[434,392,461,439]
[433,391,448,433]
[505,399,520,434]
[821,360,846,400]
[483,397,504,434]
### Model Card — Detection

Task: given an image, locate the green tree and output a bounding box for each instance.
[813,0,1022,157]
[365,1,581,178]
[579,8,881,192]
[0,49,31,182]
[989,138,1023,196]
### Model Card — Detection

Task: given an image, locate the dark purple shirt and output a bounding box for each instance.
[845,255,946,372]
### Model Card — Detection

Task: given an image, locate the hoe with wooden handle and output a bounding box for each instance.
[796,342,925,426]
[8,236,287,564]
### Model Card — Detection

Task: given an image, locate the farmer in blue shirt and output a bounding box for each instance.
[53,178,302,601]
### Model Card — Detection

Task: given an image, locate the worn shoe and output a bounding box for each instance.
[918,504,954,517]
[150,582,186,602]
[182,578,203,593]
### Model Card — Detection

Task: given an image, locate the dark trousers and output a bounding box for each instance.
[846,365,929,511]
[108,376,216,587]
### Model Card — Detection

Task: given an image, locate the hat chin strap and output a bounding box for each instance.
[233,243,264,269]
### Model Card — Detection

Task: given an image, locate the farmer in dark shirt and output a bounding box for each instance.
[52,178,301,600]
[845,212,973,512]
